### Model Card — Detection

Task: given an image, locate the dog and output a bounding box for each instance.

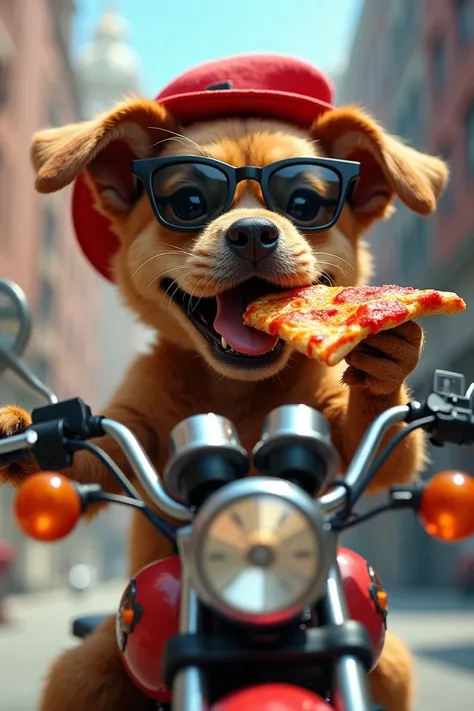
[0,55,446,711]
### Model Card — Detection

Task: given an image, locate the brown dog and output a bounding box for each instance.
[0,64,446,711]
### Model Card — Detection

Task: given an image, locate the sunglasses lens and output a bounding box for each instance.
[152,163,229,228]
[268,164,342,229]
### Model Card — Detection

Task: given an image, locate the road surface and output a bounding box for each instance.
[0,583,473,710]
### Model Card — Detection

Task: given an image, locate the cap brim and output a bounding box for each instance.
[160,88,333,128]
[72,89,333,281]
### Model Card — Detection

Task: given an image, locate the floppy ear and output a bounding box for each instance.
[312,107,448,222]
[30,97,177,215]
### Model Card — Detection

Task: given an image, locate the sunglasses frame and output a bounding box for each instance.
[132,155,361,233]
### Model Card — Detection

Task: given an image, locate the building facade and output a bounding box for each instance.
[0,0,102,591]
[338,0,474,588]
[75,3,154,409]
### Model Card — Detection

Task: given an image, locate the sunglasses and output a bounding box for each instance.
[132,156,361,233]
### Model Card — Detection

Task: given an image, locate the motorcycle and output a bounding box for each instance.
[1,277,474,711]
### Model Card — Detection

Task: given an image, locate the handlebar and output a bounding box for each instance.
[101,420,191,521]
[318,405,410,514]
[1,366,473,523]
[0,427,39,455]
[0,403,420,520]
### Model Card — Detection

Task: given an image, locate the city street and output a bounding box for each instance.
[0,584,473,710]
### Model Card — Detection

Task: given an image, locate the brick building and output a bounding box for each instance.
[339,0,474,588]
[0,0,102,591]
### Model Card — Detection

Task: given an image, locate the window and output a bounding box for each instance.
[394,84,423,145]
[431,37,447,94]
[456,0,474,45]
[466,104,474,176]
[38,278,54,322]
[0,147,7,242]
[439,148,454,211]
[48,98,60,128]
[43,207,56,252]
[0,61,6,106]
[399,217,429,282]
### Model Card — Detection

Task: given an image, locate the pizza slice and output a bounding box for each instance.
[243,284,466,366]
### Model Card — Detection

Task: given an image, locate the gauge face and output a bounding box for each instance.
[198,493,320,619]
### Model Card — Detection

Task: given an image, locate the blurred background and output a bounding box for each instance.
[0,1,473,709]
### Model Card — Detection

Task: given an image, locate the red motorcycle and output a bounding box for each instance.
[1,278,474,711]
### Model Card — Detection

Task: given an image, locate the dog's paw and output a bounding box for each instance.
[342,321,423,396]
[0,405,38,484]
[0,405,32,437]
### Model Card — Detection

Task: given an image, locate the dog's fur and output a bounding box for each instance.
[0,96,447,711]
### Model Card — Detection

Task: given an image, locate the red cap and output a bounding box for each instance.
[72,54,335,281]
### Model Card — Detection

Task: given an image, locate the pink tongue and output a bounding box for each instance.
[214,283,279,356]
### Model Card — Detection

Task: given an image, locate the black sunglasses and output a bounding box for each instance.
[132,156,361,233]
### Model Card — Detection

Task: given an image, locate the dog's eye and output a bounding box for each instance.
[285,188,321,224]
[170,187,208,222]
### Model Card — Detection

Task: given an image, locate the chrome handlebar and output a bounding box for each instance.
[318,405,409,514]
[100,419,192,521]
[0,404,410,521]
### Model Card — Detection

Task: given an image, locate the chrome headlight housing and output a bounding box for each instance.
[189,477,331,625]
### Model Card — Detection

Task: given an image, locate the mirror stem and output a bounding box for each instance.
[0,345,58,405]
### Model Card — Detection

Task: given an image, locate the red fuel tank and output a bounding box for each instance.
[118,548,387,701]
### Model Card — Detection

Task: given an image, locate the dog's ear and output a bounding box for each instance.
[30,98,176,215]
[312,107,448,223]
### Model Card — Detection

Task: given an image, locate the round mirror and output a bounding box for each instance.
[0,279,31,372]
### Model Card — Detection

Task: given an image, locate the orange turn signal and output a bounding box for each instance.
[376,589,388,612]
[419,470,474,542]
[14,473,82,542]
[122,608,135,626]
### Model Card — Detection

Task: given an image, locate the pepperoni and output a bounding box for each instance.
[286,286,319,299]
[266,285,327,308]
[417,291,443,309]
[334,285,415,305]
[269,307,339,336]
[309,308,339,320]
[346,301,409,330]
[307,334,325,357]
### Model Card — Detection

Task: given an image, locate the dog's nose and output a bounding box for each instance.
[226,217,279,263]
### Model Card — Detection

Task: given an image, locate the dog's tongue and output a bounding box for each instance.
[214,282,278,356]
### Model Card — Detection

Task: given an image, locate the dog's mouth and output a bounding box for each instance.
[161,277,296,368]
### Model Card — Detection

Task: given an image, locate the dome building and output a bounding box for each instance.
[76,3,141,119]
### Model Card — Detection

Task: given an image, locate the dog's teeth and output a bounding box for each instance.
[221,337,229,350]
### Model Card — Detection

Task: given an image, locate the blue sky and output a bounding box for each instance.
[72,0,363,98]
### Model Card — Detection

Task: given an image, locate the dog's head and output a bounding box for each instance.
[31,99,447,381]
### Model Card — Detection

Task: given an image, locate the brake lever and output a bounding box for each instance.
[408,370,474,447]
[423,393,474,446]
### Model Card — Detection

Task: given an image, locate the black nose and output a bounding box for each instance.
[226,217,279,263]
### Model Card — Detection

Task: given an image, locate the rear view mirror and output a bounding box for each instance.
[0,278,32,373]
[0,279,57,404]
